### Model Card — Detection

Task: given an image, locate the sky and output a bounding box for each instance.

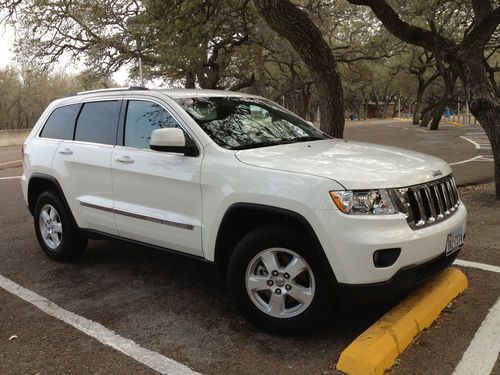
[0,24,130,85]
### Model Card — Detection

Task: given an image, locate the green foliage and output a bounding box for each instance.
[0,0,496,122]
[0,66,115,130]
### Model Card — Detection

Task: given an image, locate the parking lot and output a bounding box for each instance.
[0,120,499,375]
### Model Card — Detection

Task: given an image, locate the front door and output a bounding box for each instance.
[111,99,203,256]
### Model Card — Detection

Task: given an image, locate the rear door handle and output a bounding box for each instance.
[115,155,135,164]
[58,148,73,155]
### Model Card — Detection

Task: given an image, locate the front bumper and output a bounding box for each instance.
[308,201,467,285]
[336,250,460,304]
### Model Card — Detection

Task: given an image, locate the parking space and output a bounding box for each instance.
[0,121,499,374]
[344,120,494,186]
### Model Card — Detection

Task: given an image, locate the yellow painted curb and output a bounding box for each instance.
[336,267,468,375]
[446,121,465,126]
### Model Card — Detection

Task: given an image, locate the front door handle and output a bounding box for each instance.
[115,155,135,164]
[58,148,73,155]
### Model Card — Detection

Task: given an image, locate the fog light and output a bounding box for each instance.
[373,248,401,268]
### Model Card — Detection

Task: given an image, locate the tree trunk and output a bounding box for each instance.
[423,65,457,130]
[412,72,439,125]
[429,103,446,130]
[185,71,195,89]
[253,0,345,138]
[419,108,433,128]
[382,98,388,119]
[413,80,425,125]
[420,101,442,127]
[460,52,500,198]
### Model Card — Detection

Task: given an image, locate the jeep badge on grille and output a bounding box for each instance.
[432,169,443,177]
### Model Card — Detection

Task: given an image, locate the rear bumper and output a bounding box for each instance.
[336,250,460,304]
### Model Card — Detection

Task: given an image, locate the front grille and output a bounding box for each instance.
[399,175,460,230]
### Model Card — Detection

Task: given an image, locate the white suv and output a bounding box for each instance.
[22,87,466,334]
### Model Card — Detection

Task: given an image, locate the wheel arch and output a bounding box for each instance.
[214,203,337,284]
[27,173,78,228]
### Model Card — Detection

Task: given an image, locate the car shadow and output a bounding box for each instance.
[41,238,401,373]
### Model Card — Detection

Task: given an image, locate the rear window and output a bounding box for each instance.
[74,101,121,145]
[39,104,81,140]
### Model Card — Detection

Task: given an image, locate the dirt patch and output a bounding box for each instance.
[457,183,500,266]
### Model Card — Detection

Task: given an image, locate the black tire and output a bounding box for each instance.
[227,223,335,335]
[34,190,87,261]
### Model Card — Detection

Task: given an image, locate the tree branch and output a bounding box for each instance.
[463,6,500,48]
[346,0,455,53]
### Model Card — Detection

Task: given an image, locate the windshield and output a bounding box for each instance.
[174,96,330,150]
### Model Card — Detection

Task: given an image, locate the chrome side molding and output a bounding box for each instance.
[78,201,195,230]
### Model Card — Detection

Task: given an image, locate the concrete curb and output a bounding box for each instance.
[446,121,465,126]
[336,267,468,375]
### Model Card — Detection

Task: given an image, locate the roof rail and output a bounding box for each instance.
[75,86,149,96]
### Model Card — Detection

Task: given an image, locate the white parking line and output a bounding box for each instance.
[454,259,500,273]
[460,132,492,150]
[0,176,21,180]
[0,274,200,375]
[452,298,500,375]
[0,159,22,166]
[449,156,493,165]
[460,136,481,149]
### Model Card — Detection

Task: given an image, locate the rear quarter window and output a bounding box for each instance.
[39,104,81,140]
[74,101,121,145]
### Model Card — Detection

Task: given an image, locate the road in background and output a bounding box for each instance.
[344,120,493,186]
[0,146,22,170]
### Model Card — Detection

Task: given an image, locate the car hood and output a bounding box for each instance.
[234,139,451,189]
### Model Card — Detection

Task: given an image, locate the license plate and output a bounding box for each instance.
[445,227,464,256]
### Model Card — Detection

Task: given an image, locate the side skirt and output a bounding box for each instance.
[79,228,211,264]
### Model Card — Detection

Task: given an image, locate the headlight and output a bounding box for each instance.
[330,189,399,215]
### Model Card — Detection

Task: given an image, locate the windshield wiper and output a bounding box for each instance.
[229,140,284,150]
[287,136,325,143]
[230,136,325,150]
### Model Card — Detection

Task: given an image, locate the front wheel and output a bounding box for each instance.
[227,224,334,335]
[34,191,87,261]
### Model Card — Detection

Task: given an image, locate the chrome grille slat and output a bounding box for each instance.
[422,186,436,223]
[451,178,459,208]
[432,184,445,220]
[413,189,427,227]
[440,182,451,215]
[445,180,456,211]
[404,175,459,230]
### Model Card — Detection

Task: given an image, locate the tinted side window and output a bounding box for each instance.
[40,104,81,140]
[74,101,120,145]
[124,100,180,149]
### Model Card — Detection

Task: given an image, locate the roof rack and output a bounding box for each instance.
[75,86,149,96]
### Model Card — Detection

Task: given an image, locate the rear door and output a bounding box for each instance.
[28,103,82,180]
[51,99,121,234]
[111,98,203,256]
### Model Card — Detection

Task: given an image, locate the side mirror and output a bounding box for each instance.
[150,128,199,156]
[305,120,314,127]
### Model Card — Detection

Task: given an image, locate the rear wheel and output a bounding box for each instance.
[227,224,334,335]
[34,191,87,261]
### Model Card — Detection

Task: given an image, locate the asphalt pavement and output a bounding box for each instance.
[0,120,498,375]
[344,119,494,186]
